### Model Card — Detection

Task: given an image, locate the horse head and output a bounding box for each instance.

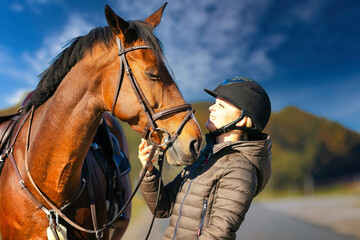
[101,5,202,165]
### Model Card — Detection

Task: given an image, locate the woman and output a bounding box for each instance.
[138,77,272,239]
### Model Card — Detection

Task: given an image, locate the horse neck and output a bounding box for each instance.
[26,55,109,202]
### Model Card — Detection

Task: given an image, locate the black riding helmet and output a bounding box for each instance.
[204,76,271,135]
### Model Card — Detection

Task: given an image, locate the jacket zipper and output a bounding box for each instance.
[173,178,194,240]
[197,199,208,237]
[202,153,212,166]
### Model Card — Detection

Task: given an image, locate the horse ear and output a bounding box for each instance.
[105,5,129,35]
[144,2,167,29]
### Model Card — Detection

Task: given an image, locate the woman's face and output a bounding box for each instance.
[205,97,242,132]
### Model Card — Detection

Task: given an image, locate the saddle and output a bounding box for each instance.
[0,109,22,172]
[85,116,131,223]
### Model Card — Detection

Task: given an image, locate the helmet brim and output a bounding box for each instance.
[204,89,218,98]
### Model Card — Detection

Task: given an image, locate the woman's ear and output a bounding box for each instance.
[236,116,247,127]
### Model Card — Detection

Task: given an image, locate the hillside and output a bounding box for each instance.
[265,106,360,191]
[0,105,20,116]
[1,103,359,191]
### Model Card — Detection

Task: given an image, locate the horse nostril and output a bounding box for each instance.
[189,139,201,159]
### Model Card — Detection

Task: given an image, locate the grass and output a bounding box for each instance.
[130,194,148,216]
[255,181,360,202]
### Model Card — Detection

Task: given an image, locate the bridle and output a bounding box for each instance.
[5,36,195,239]
[111,36,195,148]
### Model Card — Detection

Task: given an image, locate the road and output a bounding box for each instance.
[123,196,360,240]
[236,203,358,240]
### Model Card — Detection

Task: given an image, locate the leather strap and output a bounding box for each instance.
[111,37,152,116]
[85,159,101,239]
[152,104,192,122]
[1,112,29,160]
[167,108,196,146]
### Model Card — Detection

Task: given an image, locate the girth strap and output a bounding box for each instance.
[85,159,102,240]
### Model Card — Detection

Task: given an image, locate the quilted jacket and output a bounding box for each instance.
[140,133,272,239]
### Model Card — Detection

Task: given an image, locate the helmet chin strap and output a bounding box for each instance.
[210,110,246,137]
[210,110,260,137]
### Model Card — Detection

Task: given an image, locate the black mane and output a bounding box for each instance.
[22,20,163,113]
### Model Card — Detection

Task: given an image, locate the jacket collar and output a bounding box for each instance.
[204,133,236,155]
[205,132,271,156]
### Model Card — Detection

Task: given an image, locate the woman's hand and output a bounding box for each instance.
[138,138,157,171]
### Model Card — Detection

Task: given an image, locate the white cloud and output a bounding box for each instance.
[10,4,24,12]
[0,66,36,85]
[4,88,29,106]
[0,14,93,84]
[291,0,327,22]
[114,0,166,19]
[22,14,94,75]
[25,0,51,5]
[0,46,36,85]
[0,13,93,109]
[151,0,278,99]
[0,49,10,64]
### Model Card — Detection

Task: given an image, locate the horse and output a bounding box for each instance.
[0,4,202,240]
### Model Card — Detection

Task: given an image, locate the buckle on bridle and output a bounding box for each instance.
[1,147,13,161]
[96,230,104,240]
[148,128,170,147]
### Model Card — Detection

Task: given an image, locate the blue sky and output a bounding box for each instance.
[0,0,359,132]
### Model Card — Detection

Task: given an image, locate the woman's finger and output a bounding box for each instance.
[139,145,154,161]
[142,145,153,154]
[139,138,147,150]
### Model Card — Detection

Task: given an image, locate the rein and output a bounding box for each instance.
[5,36,195,239]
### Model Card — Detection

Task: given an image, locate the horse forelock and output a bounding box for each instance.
[127,20,164,62]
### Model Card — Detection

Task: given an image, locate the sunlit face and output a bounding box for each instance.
[205,98,242,132]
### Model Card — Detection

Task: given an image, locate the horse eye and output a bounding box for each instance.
[150,76,160,81]
[146,72,160,81]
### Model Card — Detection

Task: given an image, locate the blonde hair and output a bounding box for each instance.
[245,116,253,128]
[239,116,253,141]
